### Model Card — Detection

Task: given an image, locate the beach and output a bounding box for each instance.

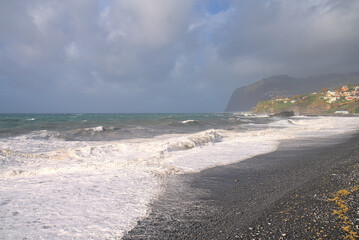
[3,1,359,239]
[124,132,359,239]
[1,114,359,239]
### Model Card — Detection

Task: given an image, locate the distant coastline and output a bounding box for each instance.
[254,84,359,115]
[225,72,359,112]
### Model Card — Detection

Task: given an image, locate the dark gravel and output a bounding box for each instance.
[123,133,359,240]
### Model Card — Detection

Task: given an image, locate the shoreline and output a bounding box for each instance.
[123,132,359,239]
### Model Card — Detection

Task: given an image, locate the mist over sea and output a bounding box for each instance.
[1,113,359,239]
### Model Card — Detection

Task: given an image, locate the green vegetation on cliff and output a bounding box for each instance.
[254,85,359,115]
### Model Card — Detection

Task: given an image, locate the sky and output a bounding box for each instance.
[1,0,359,113]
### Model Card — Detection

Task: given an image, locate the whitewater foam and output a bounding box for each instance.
[1,115,359,239]
[181,119,196,124]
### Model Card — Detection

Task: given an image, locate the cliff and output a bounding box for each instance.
[225,72,359,112]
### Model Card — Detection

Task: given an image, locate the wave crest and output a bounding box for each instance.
[165,130,223,151]
[181,120,197,124]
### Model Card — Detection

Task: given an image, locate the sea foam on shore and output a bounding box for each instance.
[1,114,359,239]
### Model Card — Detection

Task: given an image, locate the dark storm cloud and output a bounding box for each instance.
[0,0,359,113]
[212,0,359,79]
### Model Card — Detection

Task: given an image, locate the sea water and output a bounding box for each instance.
[1,113,359,239]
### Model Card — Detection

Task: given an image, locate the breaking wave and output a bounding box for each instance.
[2,115,359,239]
[181,119,197,124]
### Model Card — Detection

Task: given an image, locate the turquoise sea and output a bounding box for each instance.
[0,113,267,140]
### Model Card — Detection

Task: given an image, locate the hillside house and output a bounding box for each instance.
[335,110,349,115]
[326,97,339,103]
[275,97,290,102]
[326,91,339,97]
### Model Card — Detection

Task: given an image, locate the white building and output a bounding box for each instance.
[335,111,349,115]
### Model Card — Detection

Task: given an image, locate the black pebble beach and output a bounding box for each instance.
[124,132,359,240]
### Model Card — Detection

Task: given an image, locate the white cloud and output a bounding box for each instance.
[99,0,195,47]
[65,42,80,59]
[27,2,56,35]
[1,0,359,112]
[188,6,235,33]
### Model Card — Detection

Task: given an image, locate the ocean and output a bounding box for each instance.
[1,113,359,239]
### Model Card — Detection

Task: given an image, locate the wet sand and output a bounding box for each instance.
[123,132,359,239]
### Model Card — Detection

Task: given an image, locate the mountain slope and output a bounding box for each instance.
[254,85,359,115]
[225,72,359,112]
